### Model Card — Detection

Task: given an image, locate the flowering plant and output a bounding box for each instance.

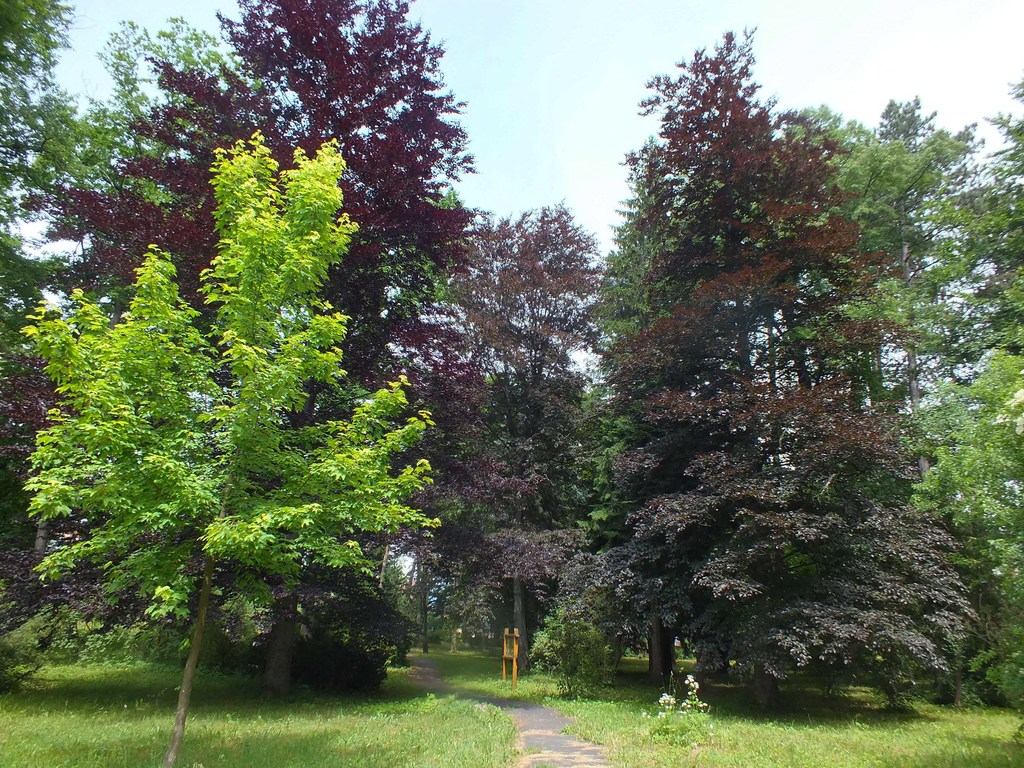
[647,674,713,747]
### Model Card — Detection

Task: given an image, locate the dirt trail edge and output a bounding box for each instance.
[408,657,609,768]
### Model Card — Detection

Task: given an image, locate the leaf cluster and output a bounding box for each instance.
[24,135,434,617]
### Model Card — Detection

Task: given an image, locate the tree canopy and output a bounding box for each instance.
[4,0,1024,742]
[25,134,435,764]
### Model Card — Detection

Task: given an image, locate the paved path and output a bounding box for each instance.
[408,657,609,768]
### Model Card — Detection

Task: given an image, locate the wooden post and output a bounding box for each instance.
[501,627,519,689]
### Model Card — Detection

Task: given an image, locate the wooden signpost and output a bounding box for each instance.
[501,627,519,689]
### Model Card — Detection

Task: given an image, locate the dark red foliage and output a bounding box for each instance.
[457,206,600,528]
[0,548,154,635]
[0,355,52,463]
[47,0,472,384]
[606,33,967,693]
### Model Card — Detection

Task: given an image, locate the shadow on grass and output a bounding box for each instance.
[428,651,909,724]
[607,660,933,726]
[408,651,1024,767]
[5,660,432,717]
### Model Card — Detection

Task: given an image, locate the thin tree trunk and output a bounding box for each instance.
[33,519,49,556]
[263,592,298,696]
[902,240,932,477]
[378,543,391,588]
[513,575,529,670]
[162,554,215,768]
[752,663,779,708]
[783,308,812,389]
[767,319,784,464]
[951,648,964,709]
[449,627,458,653]
[612,634,624,672]
[419,559,429,653]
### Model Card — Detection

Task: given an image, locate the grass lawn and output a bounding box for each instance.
[0,662,516,768]
[2,653,1020,767]
[428,649,1023,768]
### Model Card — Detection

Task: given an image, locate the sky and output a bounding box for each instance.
[55,0,1024,253]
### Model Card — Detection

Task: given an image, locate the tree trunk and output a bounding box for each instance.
[378,543,391,588]
[162,555,215,768]
[33,519,49,556]
[449,627,458,653]
[647,614,673,685]
[418,559,429,653]
[263,592,298,697]
[752,663,779,708]
[513,575,529,670]
[902,240,931,477]
[951,651,964,709]
[783,308,812,389]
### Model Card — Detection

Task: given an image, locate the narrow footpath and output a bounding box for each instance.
[408,657,609,768]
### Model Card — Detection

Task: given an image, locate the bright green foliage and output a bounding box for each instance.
[531,607,611,697]
[24,134,435,617]
[916,353,1024,710]
[831,99,980,400]
[912,82,1024,713]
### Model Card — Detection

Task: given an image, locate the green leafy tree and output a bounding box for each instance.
[916,79,1024,713]
[24,134,434,767]
[0,0,77,267]
[916,353,1024,713]
[971,79,1024,352]
[831,101,979,461]
[0,0,79,548]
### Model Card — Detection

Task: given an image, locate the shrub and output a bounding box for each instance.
[289,572,414,692]
[292,636,391,691]
[531,607,611,697]
[27,605,185,667]
[0,633,40,692]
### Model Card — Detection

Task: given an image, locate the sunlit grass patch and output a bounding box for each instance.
[426,650,1022,768]
[0,662,516,768]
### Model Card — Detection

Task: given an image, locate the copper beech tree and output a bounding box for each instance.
[603,33,967,705]
[452,206,600,669]
[47,0,472,379]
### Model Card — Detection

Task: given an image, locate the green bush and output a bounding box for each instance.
[0,620,42,692]
[11,606,184,668]
[0,638,39,692]
[531,608,611,697]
